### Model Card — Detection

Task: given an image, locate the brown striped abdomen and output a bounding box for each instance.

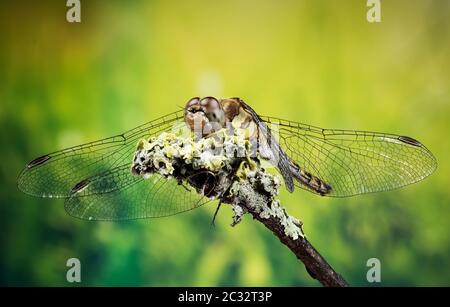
[291,165,332,196]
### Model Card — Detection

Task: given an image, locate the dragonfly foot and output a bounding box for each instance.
[210,201,222,227]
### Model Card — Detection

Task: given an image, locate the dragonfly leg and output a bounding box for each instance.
[210,201,222,227]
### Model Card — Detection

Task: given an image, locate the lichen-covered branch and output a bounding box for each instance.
[224,169,348,287]
[132,128,348,287]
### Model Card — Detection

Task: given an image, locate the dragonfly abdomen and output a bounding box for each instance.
[291,165,332,196]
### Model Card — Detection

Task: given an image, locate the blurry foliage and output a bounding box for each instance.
[0,0,449,286]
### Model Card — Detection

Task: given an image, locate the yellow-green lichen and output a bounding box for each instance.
[132,126,304,240]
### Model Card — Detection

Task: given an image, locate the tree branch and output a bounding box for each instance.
[226,177,349,287]
[253,214,348,287]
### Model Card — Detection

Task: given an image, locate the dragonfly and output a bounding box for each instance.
[17,97,437,221]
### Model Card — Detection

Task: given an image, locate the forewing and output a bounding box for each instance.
[262,116,437,197]
[64,164,211,220]
[18,111,185,198]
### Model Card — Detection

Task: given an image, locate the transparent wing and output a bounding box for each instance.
[64,164,211,220]
[17,110,185,198]
[261,116,437,197]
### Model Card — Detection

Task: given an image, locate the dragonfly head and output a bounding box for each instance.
[184,96,226,136]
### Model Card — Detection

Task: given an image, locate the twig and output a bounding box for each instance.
[228,178,349,287]
[245,204,348,286]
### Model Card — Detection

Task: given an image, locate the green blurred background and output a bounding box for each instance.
[1,0,449,286]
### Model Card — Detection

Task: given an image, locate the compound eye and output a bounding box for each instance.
[185,97,200,109]
[200,97,220,110]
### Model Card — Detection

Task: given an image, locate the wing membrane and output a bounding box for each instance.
[262,116,437,197]
[65,164,211,220]
[18,110,185,198]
